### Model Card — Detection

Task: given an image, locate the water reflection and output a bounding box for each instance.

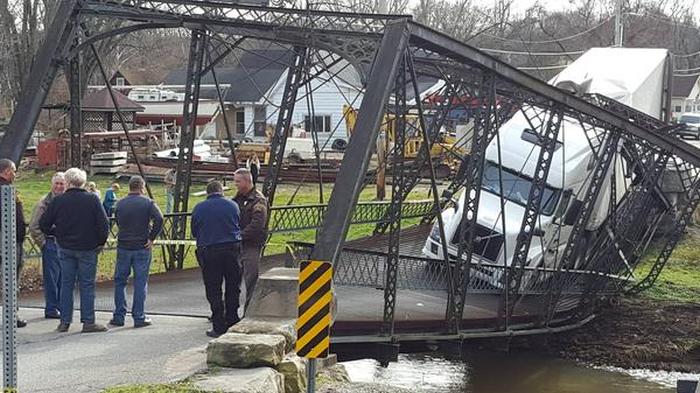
[342,352,676,392]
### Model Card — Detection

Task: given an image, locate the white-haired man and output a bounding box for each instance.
[40,168,109,333]
[29,172,66,319]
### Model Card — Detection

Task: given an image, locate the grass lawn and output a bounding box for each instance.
[634,231,700,303]
[103,383,200,393]
[17,169,439,284]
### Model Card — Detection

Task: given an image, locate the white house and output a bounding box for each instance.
[672,74,700,120]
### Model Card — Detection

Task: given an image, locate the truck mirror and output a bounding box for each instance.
[563,199,583,225]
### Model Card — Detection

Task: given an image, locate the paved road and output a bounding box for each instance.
[14,256,286,392]
[14,308,209,393]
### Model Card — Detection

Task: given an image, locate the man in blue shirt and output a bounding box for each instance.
[109,176,163,328]
[191,181,242,337]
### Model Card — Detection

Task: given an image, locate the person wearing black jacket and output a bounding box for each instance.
[40,168,109,333]
[0,159,28,328]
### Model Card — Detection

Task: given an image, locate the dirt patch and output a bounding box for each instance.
[508,297,700,372]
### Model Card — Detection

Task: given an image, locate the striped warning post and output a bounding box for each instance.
[296,260,332,359]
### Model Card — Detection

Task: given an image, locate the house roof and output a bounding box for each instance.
[164,49,439,104]
[82,88,145,112]
[165,49,295,103]
[672,74,699,98]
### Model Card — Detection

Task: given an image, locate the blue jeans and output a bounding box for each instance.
[58,247,98,324]
[166,190,174,214]
[42,239,61,316]
[112,248,152,324]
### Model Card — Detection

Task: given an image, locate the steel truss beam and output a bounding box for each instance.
[170,29,207,269]
[408,25,700,166]
[546,148,670,324]
[382,56,407,336]
[373,81,456,235]
[449,73,499,332]
[311,20,410,264]
[68,43,82,167]
[0,0,79,162]
[261,46,308,203]
[627,163,700,293]
[502,104,564,323]
[541,131,621,323]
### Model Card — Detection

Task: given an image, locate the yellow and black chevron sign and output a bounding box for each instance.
[296,260,332,359]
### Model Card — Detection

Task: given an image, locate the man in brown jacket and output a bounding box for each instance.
[28,172,66,319]
[233,168,268,309]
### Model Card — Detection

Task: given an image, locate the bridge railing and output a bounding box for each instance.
[21,199,436,259]
[287,241,625,296]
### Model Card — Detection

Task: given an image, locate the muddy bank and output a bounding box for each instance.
[507,297,700,372]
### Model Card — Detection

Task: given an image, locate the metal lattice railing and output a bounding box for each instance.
[22,200,436,259]
[286,241,625,296]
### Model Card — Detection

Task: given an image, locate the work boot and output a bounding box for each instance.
[205,329,224,338]
[134,318,152,328]
[108,319,124,327]
[56,323,70,333]
[82,323,108,333]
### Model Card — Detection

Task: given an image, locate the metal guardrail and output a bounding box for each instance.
[21,200,436,259]
[287,241,624,296]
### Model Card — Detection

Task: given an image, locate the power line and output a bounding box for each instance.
[480,16,613,45]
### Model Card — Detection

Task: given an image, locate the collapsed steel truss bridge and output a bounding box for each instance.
[4,0,700,341]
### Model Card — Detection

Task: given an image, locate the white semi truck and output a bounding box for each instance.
[422,48,671,287]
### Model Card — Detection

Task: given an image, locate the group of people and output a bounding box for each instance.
[1,157,267,338]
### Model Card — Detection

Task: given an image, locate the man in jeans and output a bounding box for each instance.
[109,176,163,328]
[40,168,109,333]
[192,181,242,337]
[28,171,66,319]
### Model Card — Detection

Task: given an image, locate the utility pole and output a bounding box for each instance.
[614,0,624,47]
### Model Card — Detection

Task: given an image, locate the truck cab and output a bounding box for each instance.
[422,48,671,287]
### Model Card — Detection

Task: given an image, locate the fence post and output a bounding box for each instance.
[1,185,18,390]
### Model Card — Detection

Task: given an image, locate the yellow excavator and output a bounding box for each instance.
[343,105,463,178]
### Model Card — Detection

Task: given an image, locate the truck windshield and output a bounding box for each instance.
[680,115,700,124]
[481,162,560,215]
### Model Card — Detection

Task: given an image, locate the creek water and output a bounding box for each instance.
[342,352,698,392]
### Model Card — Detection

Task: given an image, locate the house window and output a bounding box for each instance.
[137,95,144,100]
[675,105,682,113]
[254,106,267,137]
[115,77,125,86]
[235,108,245,135]
[686,104,693,112]
[304,115,331,133]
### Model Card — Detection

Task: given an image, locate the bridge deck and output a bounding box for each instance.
[19,224,581,339]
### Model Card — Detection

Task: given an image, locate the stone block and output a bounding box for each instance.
[207,333,286,368]
[276,354,307,393]
[246,267,298,319]
[229,318,297,352]
[192,367,284,393]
